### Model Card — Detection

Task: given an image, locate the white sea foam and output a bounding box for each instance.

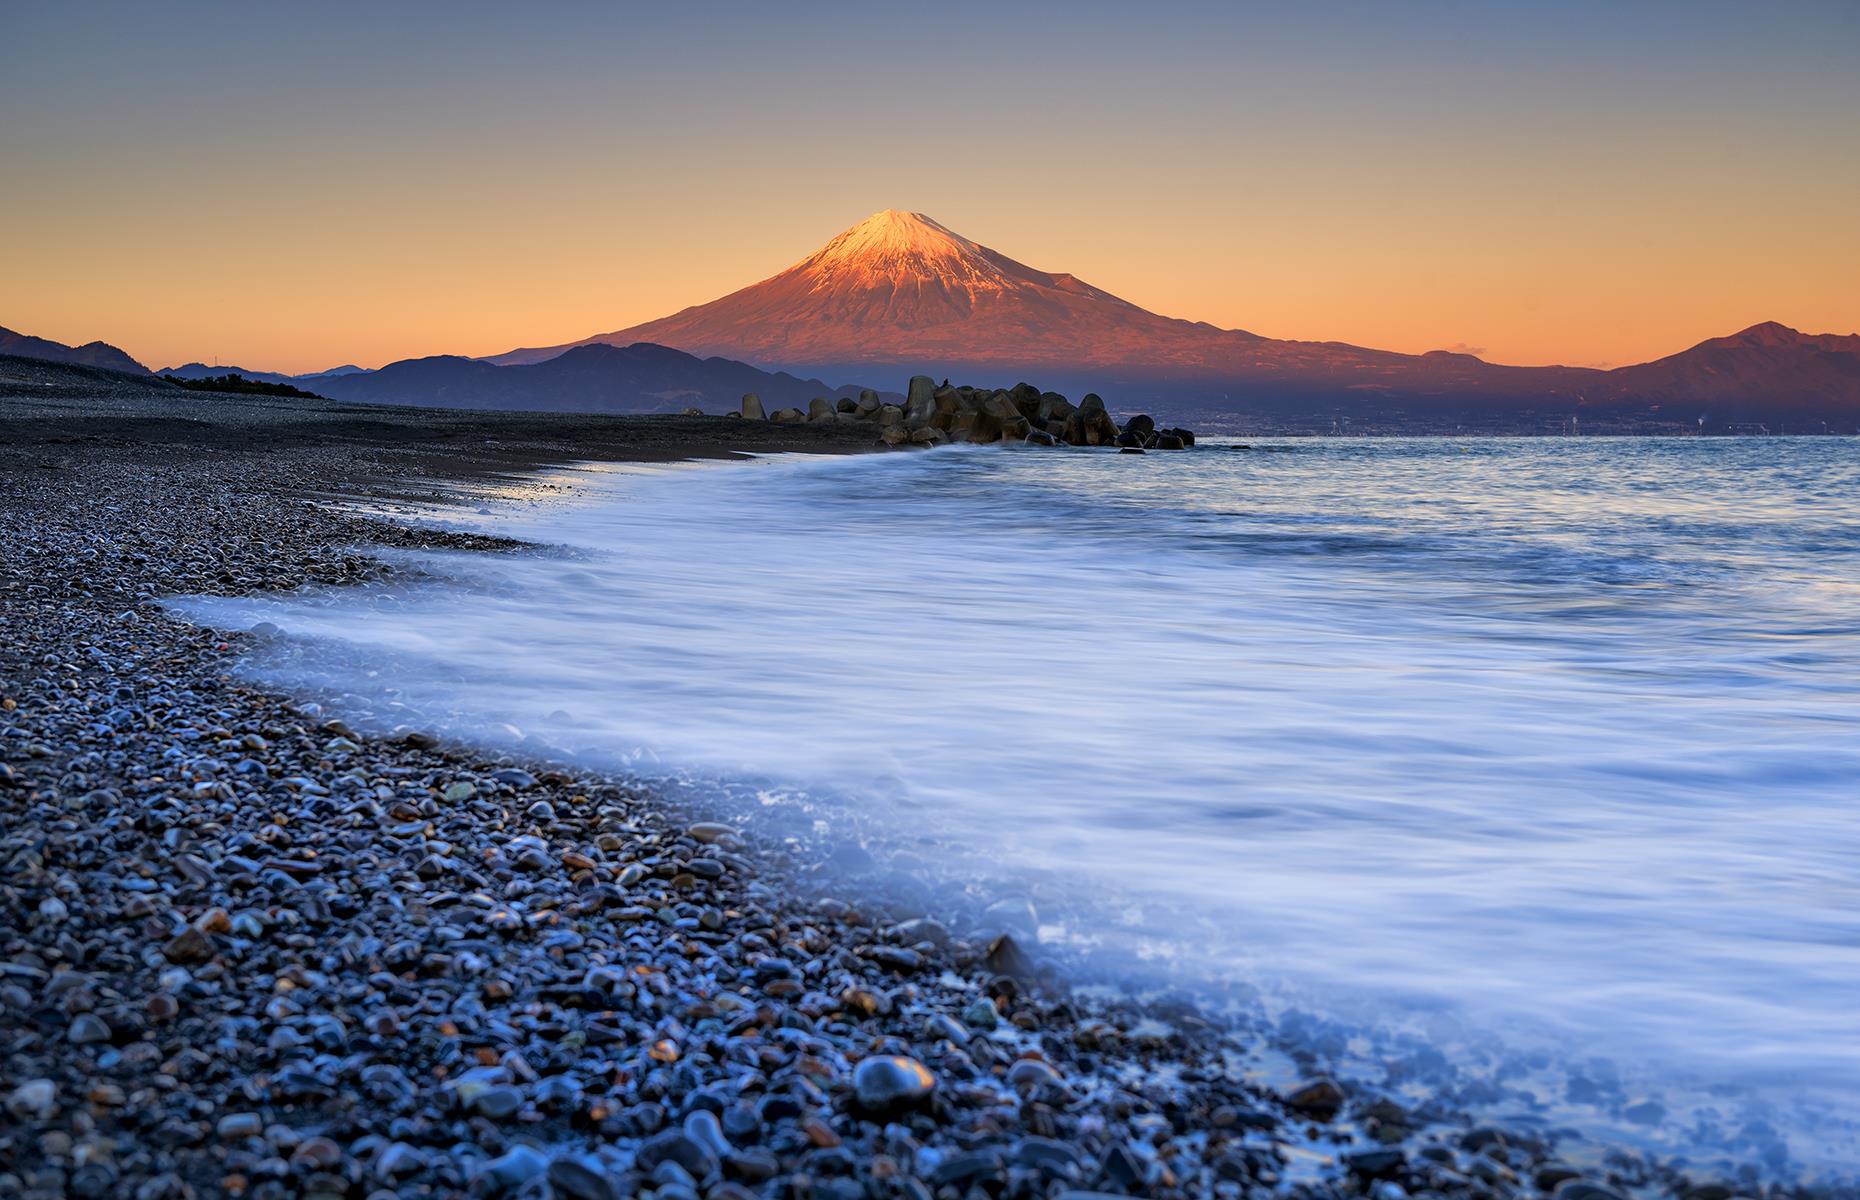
[176,438,1860,1171]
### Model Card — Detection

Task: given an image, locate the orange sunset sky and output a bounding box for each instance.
[3,2,1857,376]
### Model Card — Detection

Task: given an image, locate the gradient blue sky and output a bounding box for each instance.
[4,0,1856,372]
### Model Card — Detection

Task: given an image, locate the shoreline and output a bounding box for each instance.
[0,386,1797,1199]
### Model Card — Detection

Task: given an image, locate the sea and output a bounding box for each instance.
[177,437,1860,1176]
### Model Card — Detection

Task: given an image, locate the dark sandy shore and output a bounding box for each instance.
[0,364,1773,1199]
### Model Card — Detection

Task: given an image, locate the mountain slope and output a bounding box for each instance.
[0,326,147,374]
[488,211,1860,421]
[311,342,870,413]
[1595,322,1860,418]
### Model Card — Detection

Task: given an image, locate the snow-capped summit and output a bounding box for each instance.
[803,210,1001,287]
[752,209,1059,323]
[765,208,1139,325]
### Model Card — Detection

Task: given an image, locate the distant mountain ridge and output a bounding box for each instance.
[159,362,366,386]
[1595,322,1860,413]
[307,342,874,413]
[490,210,1860,424]
[1,326,147,374]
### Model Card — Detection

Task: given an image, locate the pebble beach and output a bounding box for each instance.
[0,363,1799,1200]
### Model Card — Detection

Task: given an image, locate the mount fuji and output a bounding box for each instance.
[488,210,1860,425]
[492,209,1270,377]
[489,210,1469,388]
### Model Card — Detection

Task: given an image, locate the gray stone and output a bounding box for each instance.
[968,409,1003,443]
[853,1054,936,1113]
[1556,1184,1629,1200]
[1345,1149,1406,1178]
[6,1079,55,1121]
[549,1153,627,1200]
[216,1112,263,1140]
[1037,393,1075,425]
[636,1129,718,1181]
[962,997,1000,1029]
[1006,1058,1065,1092]
[928,1151,1004,1187]
[740,394,766,420]
[534,1074,584,1111]
[905,376,938,425]
[479,1145,550,1190]
[290,1137,343,1170]
[1285,1077,1345,1117]
[68,1014,110,1045]
[682,1109,732,1160]
[162,925,214,964]
[1015,1137,1084,1173]
[924,1014,970,1045]
[984,932,1036,978]
[473,1084,524,1119]
[375,1142,429,1178]
[1067,393,1121,445]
